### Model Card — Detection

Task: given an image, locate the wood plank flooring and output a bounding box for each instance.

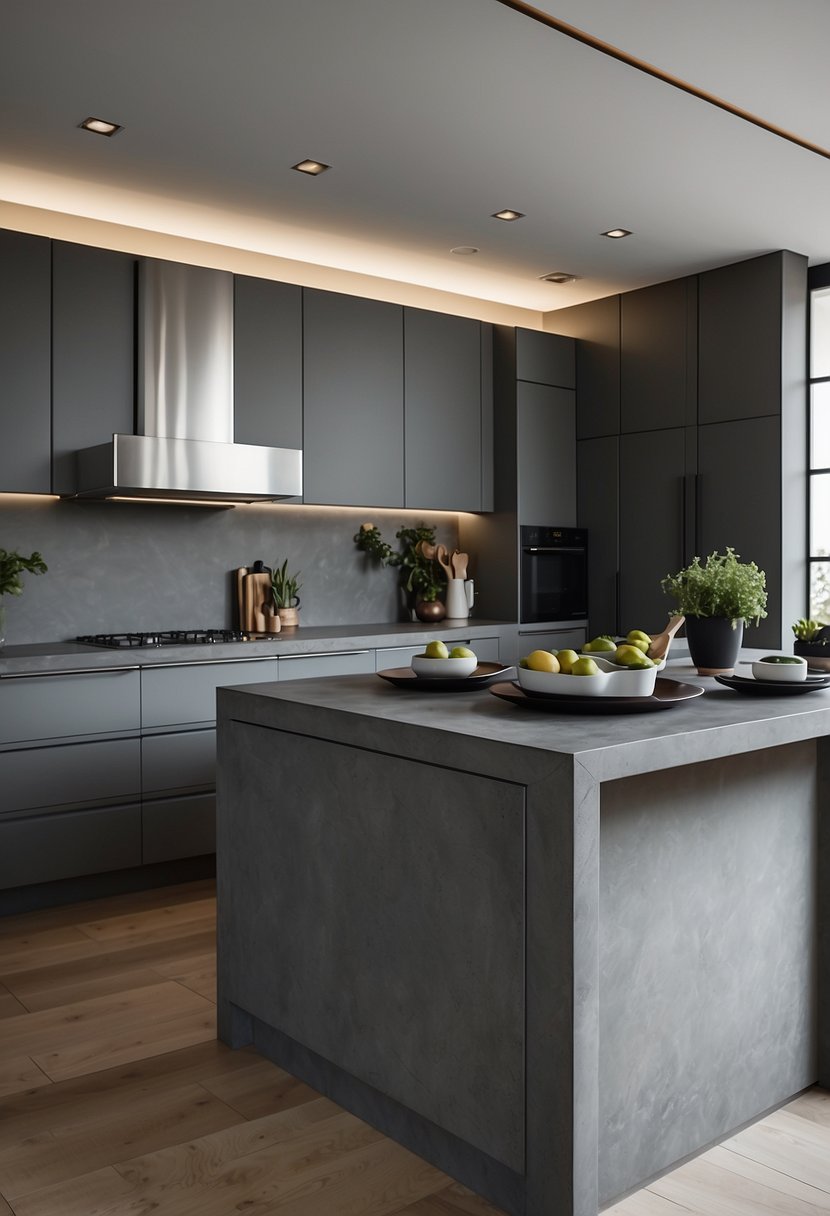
[0,879,826,1215]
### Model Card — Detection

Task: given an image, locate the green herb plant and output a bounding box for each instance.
[661,548,767,628]
[271,560,302,609]
[354,522,443,602]
[0,549,47,597]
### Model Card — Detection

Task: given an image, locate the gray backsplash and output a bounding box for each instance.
[0,498,460,644]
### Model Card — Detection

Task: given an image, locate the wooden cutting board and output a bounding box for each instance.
[237,568,279,633]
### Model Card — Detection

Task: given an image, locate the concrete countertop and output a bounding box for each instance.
[0,619,513,677]
[218,651,830,784]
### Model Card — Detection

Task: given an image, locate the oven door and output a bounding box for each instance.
[521,546,587,624]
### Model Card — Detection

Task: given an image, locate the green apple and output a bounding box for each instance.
[571,656,601,676]
[424,640,449,659]
[449,645,476,659]
[555,648,579,674]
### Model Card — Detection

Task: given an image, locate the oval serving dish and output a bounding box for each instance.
[518,655,658,698]
[751,655,808,683]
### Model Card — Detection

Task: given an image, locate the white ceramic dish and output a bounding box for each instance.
[518,655,658,698]
[751,655,808,683]
[580,645,666,672]
[411,654,478,679]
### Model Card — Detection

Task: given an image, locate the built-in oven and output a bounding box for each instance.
[520,525,588,624]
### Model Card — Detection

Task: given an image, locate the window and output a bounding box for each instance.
[809,276,830,620]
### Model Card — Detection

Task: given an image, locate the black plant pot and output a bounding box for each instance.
[685,616,744,675]
[794,635,830,672]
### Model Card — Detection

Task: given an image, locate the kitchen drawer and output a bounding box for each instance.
[0,668,140,746]
[518,627,586,653]
[0,802,142,889]
[278,650,374,681]
[142,729,216,796]
[142,792,216,864]
[0,738,140,816]
[141,658,278,728]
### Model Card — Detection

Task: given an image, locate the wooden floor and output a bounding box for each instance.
[0,881,826,1216]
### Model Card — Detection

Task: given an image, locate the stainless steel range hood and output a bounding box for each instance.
[71,260,303,503]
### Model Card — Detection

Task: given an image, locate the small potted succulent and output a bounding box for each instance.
[791,618,830,670]
[661,548,767,674]
[271,560,302,627]
[0,548,47,649]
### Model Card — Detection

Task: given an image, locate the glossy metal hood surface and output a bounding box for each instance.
[70,260,303,503]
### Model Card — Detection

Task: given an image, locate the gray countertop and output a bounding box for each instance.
[217,653,830,784]
[0,619,512,677]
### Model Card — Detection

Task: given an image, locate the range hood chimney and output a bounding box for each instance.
[70,260,303,503]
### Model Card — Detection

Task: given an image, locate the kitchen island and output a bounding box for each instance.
[215,665,830,1216]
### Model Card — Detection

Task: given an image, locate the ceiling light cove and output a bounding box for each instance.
[492,209,525,221]
[540,271,577,284]
[79,116,122,136]
[292,159,330,176]
[602,228,632,239]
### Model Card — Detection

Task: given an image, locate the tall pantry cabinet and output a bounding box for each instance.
[551,250,806,648]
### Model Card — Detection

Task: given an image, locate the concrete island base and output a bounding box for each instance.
[216,669,830,1215]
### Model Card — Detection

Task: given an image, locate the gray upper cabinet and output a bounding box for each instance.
[577,436,618,636]
[549,295,621,439]
[303,289,404,507]
[621,279,697,433]
[0,229,51,493]
[515,328,575,388]
[404,308,483,511]
[233,276,302,450]
[698,252,797,425]
[618,428,687,632]
[516,382,576,526]
[52,242,136,494]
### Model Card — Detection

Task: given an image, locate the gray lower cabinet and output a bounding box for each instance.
[0,803,142,890]
[0,667,140,746]
[502,626,587,669]
[142,793,216,864]
[278,651,375,680]
[142,729,216,797]
[141,659,278,727]
[375,637,501,670]
[0,737,140,815]
[0,229,51,493]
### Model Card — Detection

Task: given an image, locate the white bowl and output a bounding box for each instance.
[411,654,478,679]
[580,644,666,671]
[518,655,658,697]
[751,655,808,683]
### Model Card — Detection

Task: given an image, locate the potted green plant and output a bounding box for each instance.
[791,618,830,670]
[661,548,767,674]
[271,560,302,627]
[0,548,47,649]
[354,522,445,621]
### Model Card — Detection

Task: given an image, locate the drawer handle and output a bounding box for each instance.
[0,666,140,680]
[280,651,371,660]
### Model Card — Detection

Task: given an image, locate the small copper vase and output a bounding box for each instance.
[415,599,446,623]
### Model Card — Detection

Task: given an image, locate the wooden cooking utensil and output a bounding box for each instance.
[436,544,453,581]
[451,550,468,579]
[647,614,685,662]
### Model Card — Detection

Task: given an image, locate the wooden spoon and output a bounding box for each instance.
[435,544,453,581]
[451,550,468,579]
[647,615,685,662]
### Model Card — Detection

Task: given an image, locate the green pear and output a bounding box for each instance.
[449,646,476,659]
[571,656,601,676]
[555,648,579,674]
[424,640,449,659]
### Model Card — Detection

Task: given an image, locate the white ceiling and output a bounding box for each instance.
[1,0,829,312]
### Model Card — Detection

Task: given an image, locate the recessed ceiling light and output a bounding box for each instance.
[79,116,122,137]
[292,159,330,176]
[601,228,632,239]
[540,271,578,284]
[492,209,525,221]
[451,246,480,255]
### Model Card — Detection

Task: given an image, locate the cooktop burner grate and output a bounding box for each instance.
[76,629,253,649]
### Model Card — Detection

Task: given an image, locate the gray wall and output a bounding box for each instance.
[0,499,459,643]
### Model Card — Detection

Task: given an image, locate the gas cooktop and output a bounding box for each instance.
[76,629,255,649]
